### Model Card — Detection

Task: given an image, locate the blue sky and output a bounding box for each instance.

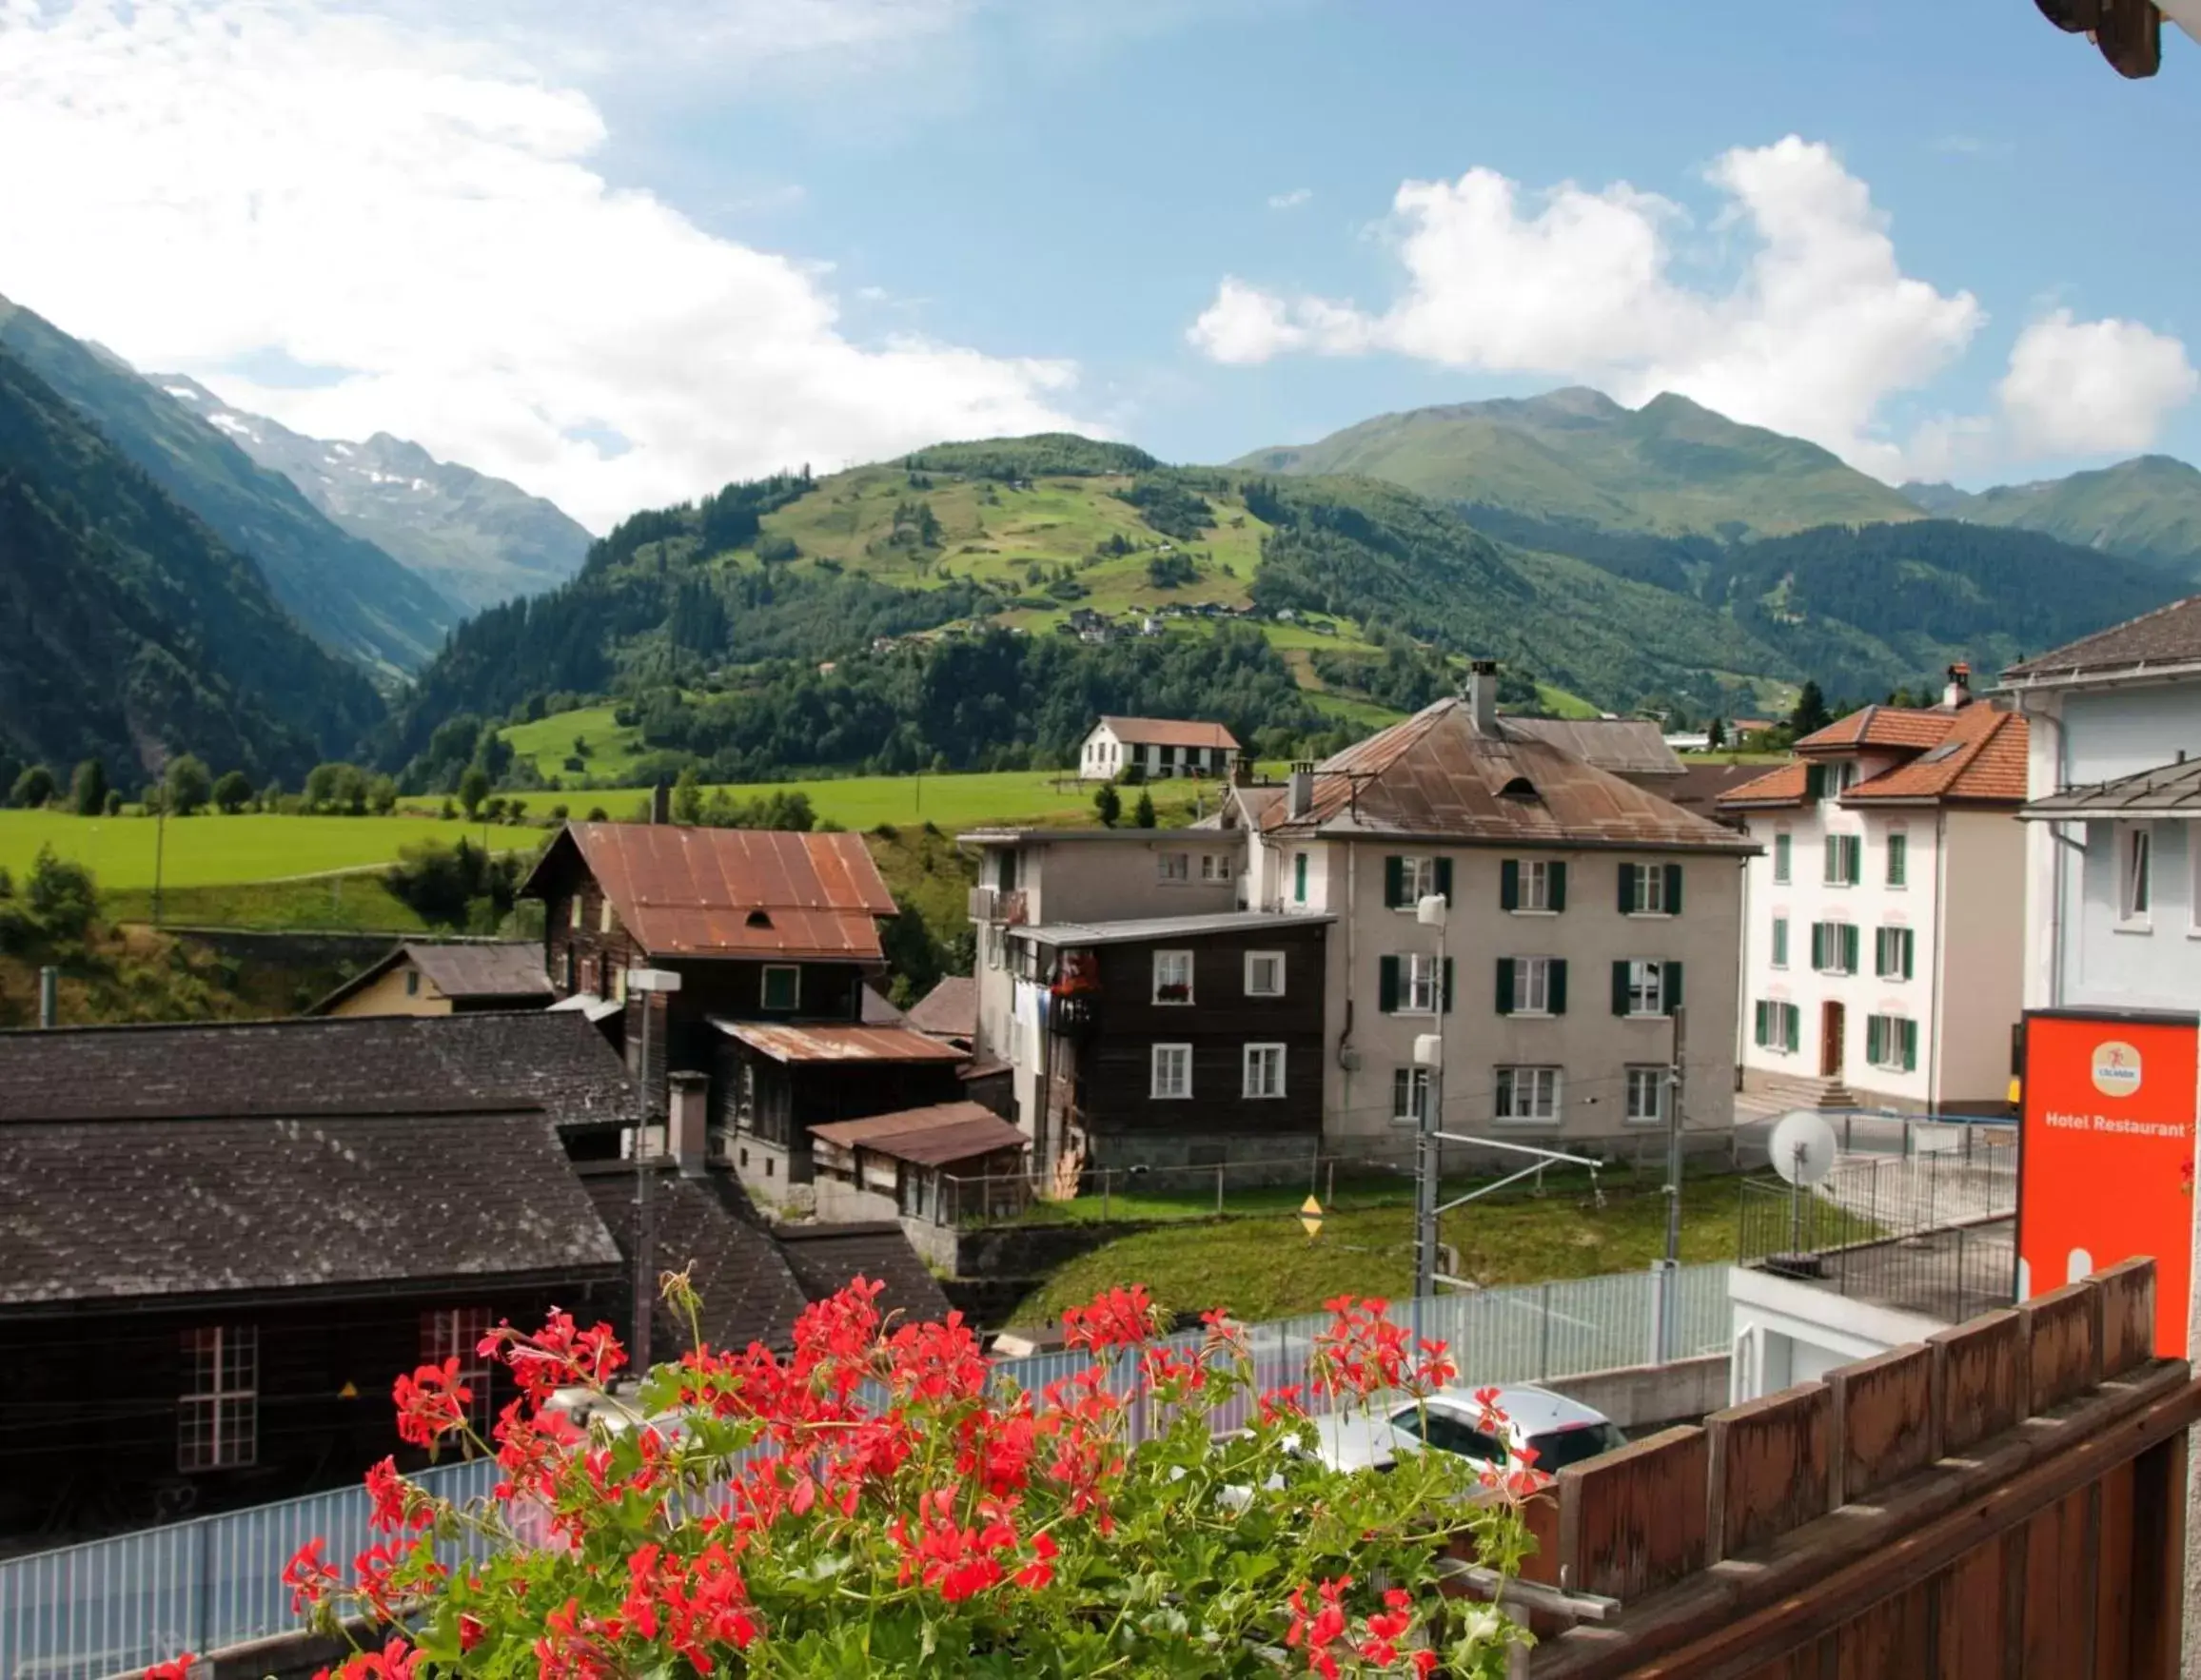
[1,0,2195,527]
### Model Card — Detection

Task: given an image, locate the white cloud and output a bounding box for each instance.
[1998,309,2199,458]
[1190,137,1995,478]
[1267,187,1311,210]
[0,0,1089,532]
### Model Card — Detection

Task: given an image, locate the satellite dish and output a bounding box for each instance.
[1769,1110,1838,1187]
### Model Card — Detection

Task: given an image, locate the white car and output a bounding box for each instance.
[1300,1385,1626,1477]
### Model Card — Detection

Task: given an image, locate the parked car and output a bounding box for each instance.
[1300,1385,1626,1476]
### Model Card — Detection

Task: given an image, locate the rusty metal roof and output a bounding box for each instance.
[1097,715,1241,750]
[530,823,896,960]
[710,1020,969,1065]
[1502,718,1683,778]
[1264,698,1754,852]
[810,1102,1030,1167]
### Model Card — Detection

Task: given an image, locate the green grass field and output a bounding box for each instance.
[501,704,649,784]
[0,811,540,892]
[103,876,437,933]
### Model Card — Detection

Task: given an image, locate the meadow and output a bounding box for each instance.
[0,811,538,892]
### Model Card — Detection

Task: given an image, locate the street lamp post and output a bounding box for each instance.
[1412,889,1448,1302]
[626,966,684,1374]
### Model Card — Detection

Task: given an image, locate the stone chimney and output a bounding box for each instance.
[1943,662,1973,710]
[669,1069,710,1178]
[1466,659,1500,733]
[1286,761,1315,820]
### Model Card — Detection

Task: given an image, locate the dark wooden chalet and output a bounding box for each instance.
[1009,910,1331,1172]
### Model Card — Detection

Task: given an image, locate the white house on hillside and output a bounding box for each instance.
[1078,716,1241,781]
[1718,668,2028,1115]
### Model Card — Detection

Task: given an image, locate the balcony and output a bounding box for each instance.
[967,887,1028,925]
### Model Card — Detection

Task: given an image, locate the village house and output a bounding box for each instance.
[808,1100,1031,1223]
[1077,715,1242,782]
[2001,596,2201,1014]
[309,939,552,1017]
[1233,666,1754,1152]
[1718,667,2029,1114]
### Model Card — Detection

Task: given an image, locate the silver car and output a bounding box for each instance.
[1300,1385,1626,1476]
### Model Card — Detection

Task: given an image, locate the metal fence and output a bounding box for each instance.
[0,1263,1730,1680]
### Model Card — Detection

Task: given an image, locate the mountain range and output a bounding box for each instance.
[1900,455,2201,580]
[150,378,594,615]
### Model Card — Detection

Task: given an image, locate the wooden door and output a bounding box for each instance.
[1821,1000,1846,1078]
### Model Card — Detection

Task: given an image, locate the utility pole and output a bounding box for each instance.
[626,967,683,1377]
[1664,1004,1687,1266]
[1412,889,1448,1301]
[151,790,167,928]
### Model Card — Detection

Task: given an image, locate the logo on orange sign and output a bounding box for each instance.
[2092,1040,2143,1099]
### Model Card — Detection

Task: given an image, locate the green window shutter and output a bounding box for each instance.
[1618,863,1635,913]
[1788,1006,1800,1053]
[1902,929,1915,981]
[1549,959,1568,1016]
[1811,923,1826,970]
[1435,857,1454,906]
[1549,861,1568,912]
[1664,863,1684,914]
[1663,960,1684,1015]
[1887,834,1907,887]
[1772,918,1788,967]
[1495,957,1515,1016]
[1610,961,1630,1017]
[1294,852,1308,900]
[1500,859,1520,911]
[1867,1016,1885,1066]
[1903,1019,1918,1072]
[1846,837,1862,884]
[1822,835,1838,883]
[1805,762,1826,800]
[1442,957,1454,1015]
[1378,955,1400,1013]
[1754,1001,1768,1047]
[1842,925,1860,973]
[1383,856,1404,909]
[1773,833,1790,882]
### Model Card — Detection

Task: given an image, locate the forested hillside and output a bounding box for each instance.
[1904,455,2201,582]
[0,348,385,783]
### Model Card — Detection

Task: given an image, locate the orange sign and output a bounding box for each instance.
[2018,1010,2198,1358]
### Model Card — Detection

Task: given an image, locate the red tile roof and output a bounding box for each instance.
[531,824,896,960]
[1097,715,1241,751]
[1715,762,1810,810]
[1716,705,2028,810]
[1797,705,1956,752]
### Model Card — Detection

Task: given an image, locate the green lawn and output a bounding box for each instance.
[0,811,540,892]
[1535,683,1602,720]
[104,875,436,933]
[1012,1172,1743,1325]
[501,704,649,783]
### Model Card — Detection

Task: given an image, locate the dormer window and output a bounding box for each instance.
[745,908,773,928]
[1498,775,1540,801]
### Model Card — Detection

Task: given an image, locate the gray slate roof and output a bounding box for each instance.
[0,1112,621,1309]
[2022,754,2201,817]
[776,1221,954,1327]
[581,1165,813,1356]
[904,976,977,1040]
[0,1010,641,1128]
[407,941,553,1000]
[2002,595,2201,685]
[1502,718,1684,779]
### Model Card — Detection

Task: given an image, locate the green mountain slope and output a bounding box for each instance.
[0,347,384,782]
[0,298,457,676]
[1901,456,2201,580]
[1236,386,1924,538]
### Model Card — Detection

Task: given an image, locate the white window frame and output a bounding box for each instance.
[1200,852,1233,882]
[1511,955,1554,1016]
[1624,1065,1666,1125]
[1625,959,1667,1017]
[1150,1043,1192,1100]
[1625,864,1669,916]
[1821,760,1857,802]
[760,964,799,1011]
[1867,1013,1916,1073]
[2120,824,2153,928]
[1244,950,1286,998]
[1822,832,1861,887]
[1152,948,1194,1005]
[1876,925,1914,981]
[1398,855,1439,907]
[1402,951,1441,1014]
[1391,1066,1430,1127]
[179,1325,258,1472]
[1494,1065,1562,1125]
[1242,1043,1286,1099]
[1157,851,1191,884]
[422,1307,493,1429]
[1520,859,1556,912]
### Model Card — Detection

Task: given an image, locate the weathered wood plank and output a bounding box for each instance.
[1930,1308,2023,1455]
[2093,1258,2156,1379]
[1557,1426,1708,1602]
[2129,1430,2188,1679]
[1833,1584,1927,1680]
[1705,1383,1831,1563]
[2019,1487,2092,1675]
[1933,1545,2004,1680]
[2093,1458,2134,1680]
[1826,1342,1933,1505]
[2020,1280,2101,1415]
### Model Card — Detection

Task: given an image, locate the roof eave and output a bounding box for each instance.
[1997,654,2201,695]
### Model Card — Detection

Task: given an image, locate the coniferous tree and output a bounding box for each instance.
[70,758,108,817]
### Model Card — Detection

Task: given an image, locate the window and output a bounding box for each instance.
[569,896,582,928]
[1385,854,1449,908]
[1625,1065,1666,1124]
[404,969,421,997]
[1810,923,1860,975]
[1391,1066,1430,1127]
[1885,831,1909,888]
[760,965,799,1011]
[1244,951,1286,997]
[1499,955,1563,1016]
[1200,853,1233,882]
[611,966,629,1004]
[1808,760,1857,802]
[1150,1043,1192,1099]
[1495,1065,1562,1124]
[1405,952,1442,1013]
[1621,863,1681,916]
[1380,952,1450,1014]
[599,899,617,933]
[1866,1014,1919,1073]
[1152,949,1194,1004]
[2122,825,2153,925]
[1157,851,1190,884]
[1772,832,1792,885]
[994,850,1017,893]
[1822,833,1862,887]
[562,947,577,992]
[1754,1000,1802,1054]
[1771,917,1790,969]
[1875,926,1915,981]
[1292,851,1308,904]
[421,1308,492,1429]
[179,1326,257,1472]
[1501,858,1566,913]
[1614,959,1681,1017]
[1242,1043,1287,1098]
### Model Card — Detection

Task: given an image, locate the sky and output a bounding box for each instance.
[3,0,2199,532]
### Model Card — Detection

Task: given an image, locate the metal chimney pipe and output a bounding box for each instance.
[1467,659,1500,733]
[1286,761,1315,820]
